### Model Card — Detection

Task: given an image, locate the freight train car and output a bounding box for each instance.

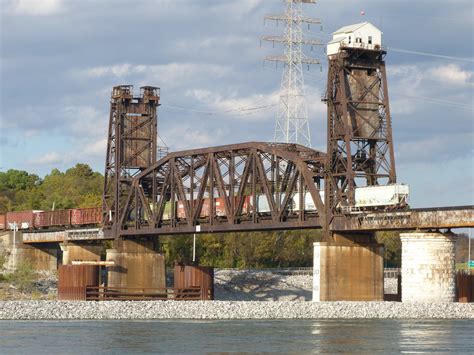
[34,210,71,228]
[71,207,102,225]
[3,207,103,230]
[176,196,252,220]
[354,184,409,208]
[0,214,6,230]
[6,210,40,230]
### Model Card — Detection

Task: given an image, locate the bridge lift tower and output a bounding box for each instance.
[323,22,397,229]
[103,85,160,241]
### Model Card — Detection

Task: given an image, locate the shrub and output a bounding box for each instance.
[7,261,36,292]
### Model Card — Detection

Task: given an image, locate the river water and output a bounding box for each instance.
[0,319,472,353]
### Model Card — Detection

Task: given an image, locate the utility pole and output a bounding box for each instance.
[469,229,472,274]
[263,0,321,147]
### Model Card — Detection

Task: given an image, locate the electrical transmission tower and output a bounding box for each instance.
[263,0,321,147]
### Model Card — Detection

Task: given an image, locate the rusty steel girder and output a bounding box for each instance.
[104,142,326,238]
[331,205,474,231]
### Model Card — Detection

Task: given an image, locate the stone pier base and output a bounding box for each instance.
[106,238,166,289]
[60,243,103,265]
[400,232,456,303]
[313,233,384,301]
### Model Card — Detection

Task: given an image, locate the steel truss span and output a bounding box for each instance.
[104,142,326,238]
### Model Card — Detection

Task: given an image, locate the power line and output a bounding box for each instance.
[393,92,473,109]
[387,47,474,62]
[161,103,277,116]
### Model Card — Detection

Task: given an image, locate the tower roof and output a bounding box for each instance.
[333,22,382,35]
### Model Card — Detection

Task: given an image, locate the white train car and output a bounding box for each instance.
[256,193,291,213]
[292,191,325,212]
[354,184,409,208]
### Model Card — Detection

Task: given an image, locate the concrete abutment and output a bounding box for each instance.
[0,231,59,272]
[106,238,166,289]
[400,232,456,303]
[313,232,384,301]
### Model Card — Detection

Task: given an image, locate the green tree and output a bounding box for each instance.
[376,231,401,267]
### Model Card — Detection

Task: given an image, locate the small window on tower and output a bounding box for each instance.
[368,36,373,45]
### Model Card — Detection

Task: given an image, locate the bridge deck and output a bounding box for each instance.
[331,206,474,231]
[21,206,473,243]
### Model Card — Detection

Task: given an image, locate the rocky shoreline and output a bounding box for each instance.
[0,301,472,320]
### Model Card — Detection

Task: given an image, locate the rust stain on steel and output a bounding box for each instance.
[456,272,474,303]
[174,265,214,300]
[58,265,100,301]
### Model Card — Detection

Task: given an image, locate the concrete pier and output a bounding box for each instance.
[106,238,166,289]
[0,231,58,272]
[60,243,103,265]
[313,233,384,301]
[400,232,456,303]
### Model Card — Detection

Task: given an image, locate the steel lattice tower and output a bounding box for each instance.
[103,85,160,239]
[263,0,321,147]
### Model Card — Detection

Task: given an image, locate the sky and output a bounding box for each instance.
[0,0,473,208]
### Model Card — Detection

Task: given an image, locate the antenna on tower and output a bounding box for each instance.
[262,0,322,147]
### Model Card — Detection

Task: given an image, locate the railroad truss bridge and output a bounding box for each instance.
[102,141,473,240]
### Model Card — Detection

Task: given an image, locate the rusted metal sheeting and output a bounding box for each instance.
[6,211,36,230]
[457,272,473,303]
[0,214,5,230]
[71,207,102,225]
[174,265,214,300]
[35,210,71,228]
[58,265,100,301]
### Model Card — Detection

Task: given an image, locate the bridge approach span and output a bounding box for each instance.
[331,205,474,232]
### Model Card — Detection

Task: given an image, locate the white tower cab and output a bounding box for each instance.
[327,22,382,57]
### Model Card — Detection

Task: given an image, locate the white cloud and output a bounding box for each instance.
[28,152,62,165]
[3,0,63,15]
[163,126,229,152]
[397,132,473,163]
[62,105,107,139]
[184,89,279,122]
[81,138,107,158]
[84,64,132,78]
[210,0,263,17]
[80,62,231,82]
[194,35,254,49]
[428,64,473,85]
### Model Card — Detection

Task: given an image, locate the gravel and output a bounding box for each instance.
[0,301,472,320]
[214,269,400,301]
[0,270,469,320]
[384,278,399,295]
[214,269,312,301]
